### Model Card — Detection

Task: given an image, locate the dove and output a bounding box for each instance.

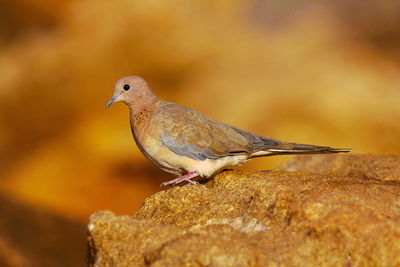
[106,75,350,186]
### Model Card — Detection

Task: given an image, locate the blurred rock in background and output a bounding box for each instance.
[0,193,85,266]
[0,0,399,264]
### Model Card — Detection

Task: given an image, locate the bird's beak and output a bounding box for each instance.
[105,94,120,109]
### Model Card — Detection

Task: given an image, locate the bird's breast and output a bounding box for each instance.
[129,113,180,175]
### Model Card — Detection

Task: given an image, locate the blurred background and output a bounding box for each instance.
[0,0,400,265]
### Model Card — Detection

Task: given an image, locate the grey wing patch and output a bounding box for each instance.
[232,127,279,151]
[258,136,279,148]
[161,134,220,161]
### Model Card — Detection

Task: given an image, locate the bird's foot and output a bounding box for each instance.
[160,171,200,187]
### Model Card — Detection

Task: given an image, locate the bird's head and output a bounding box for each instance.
[106,75,155,108]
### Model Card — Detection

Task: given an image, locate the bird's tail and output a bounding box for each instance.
[251,142,351,158]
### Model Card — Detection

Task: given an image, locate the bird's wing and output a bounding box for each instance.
[157,103,279,161]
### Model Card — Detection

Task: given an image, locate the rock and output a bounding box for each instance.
[0,193,86,267]
[279,154,400,181]
[87,155,400,266]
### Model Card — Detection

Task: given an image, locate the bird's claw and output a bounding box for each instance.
[160,178,199,187]
[173,179,199,186]
[160,172,200,187]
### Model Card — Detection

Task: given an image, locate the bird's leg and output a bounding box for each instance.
[160,171,200,187]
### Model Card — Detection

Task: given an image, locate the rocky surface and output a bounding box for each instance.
[87,155,400,266]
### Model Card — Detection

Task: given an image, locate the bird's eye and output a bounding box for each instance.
[123,84,130,91]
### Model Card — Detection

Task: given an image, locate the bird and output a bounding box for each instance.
[106,75,350,187]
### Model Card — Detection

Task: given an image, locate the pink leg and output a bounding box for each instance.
[160,171,200,187]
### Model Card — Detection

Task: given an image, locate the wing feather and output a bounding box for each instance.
[157,103,279,161]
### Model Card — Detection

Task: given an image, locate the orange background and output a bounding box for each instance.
[1,0,400,221]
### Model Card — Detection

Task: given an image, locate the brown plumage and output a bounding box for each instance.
[106,75,350,186]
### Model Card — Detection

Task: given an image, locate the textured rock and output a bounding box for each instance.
[88,155,400,266]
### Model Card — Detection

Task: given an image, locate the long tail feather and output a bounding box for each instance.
[251,142,351,158]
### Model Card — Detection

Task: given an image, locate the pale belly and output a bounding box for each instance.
[138,134,249,177]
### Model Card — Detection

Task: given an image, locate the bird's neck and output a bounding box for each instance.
[128,96,159,128]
